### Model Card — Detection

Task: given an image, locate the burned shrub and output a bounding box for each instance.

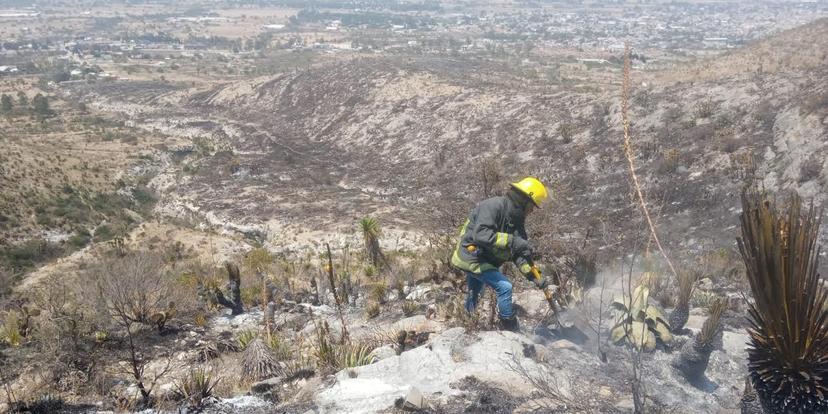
[672,298,726,381]
[753,102,776,133]
[693,97,717,119]
[654,149,681,175]
[799,155,823,183]
[86,252,174,327]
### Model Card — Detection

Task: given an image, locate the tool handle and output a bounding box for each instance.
[531,266,555,302]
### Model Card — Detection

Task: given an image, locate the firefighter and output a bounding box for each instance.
[450,177,549,331]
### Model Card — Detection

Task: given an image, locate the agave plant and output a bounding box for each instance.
[174,367,220,408]
[241,337,280,381]
[610,285,673,352]
[738,189,828,413]
[312,321,377,370]
[236,329,256,350]
[360,217,383,269]
[671,298,726,381]
[1,311,25,347]
[337,342,377,368]
[668,271,697,333]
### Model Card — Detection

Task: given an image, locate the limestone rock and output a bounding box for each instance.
[548,339,582,352]
[370,345,397,361]
[314,328,544,413]
[403,386,425,410]
[406,285,433,301]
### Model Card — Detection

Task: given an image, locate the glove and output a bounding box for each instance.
[510,235,532,258]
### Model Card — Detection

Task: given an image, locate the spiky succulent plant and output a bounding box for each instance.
[696,298,726,353]
[241,337,280,381]
[668,270,697,333]
[672,297,726,381]
[738,189,828,413]
[360,217,383,269]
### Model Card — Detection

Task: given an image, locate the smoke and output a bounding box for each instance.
[532,258,656,354]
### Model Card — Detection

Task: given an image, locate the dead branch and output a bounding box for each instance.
[326,243,349,344]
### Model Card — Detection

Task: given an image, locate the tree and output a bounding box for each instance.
[32,93,51,118]
[51,70,70,83]
[87,252,176,407]
[1,94,11,113]
[16,91,27,107]
[477,156,503,198]
[90,252,172,326]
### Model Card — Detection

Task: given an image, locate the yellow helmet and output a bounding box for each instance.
[510,177,549,208]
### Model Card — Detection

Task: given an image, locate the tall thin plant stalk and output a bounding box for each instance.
[621,43,679,281]
[325,243,349,344]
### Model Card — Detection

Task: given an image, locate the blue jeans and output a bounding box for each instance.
[465,269,514,319]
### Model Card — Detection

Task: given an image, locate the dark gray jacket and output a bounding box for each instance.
[451,194,533,274]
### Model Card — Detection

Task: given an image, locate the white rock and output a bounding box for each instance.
[547,339,581,352]
[370,345,398,361]
[315,328,545,413]
[403,386,425,410]
[406,285,433,301]
[513,290,550,316]
[721,331,750,356]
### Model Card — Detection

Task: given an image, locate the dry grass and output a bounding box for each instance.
[402,300,419,316]
[312,320,377,372]
[365,301,381,319]
[675,270,697,308]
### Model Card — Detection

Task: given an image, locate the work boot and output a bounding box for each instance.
[498,316,520,333]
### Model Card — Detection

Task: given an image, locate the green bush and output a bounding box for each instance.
[68,228,92,248]
[0,312,24,346]
[240,286,263,306]
[265,333,293,360]
[132,186,157,211]
[610,285,673,351]
[0,238,63,273]
[93,224,116,242]
[402,300,419,316]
